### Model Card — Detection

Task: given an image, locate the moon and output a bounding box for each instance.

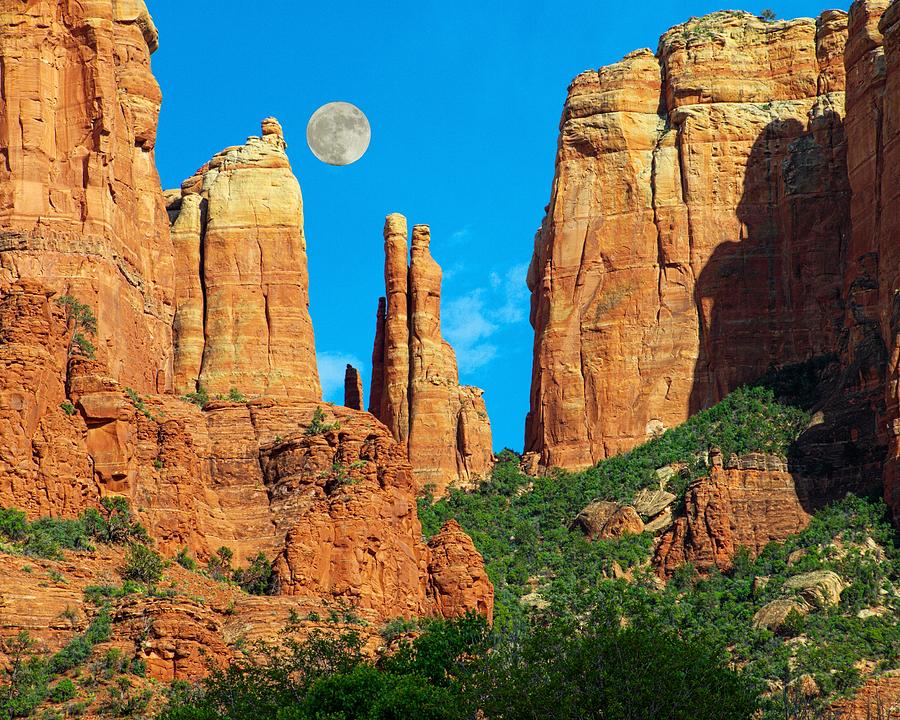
[306,102,371,166]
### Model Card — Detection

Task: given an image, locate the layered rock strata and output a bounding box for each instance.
[167,118,321,400]
[0,280,492,622]
[369,214,493,495]
[526,10,850,469]
[0,0,174,392]
[654,453,814,576]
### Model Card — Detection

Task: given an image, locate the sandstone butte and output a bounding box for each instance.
[525,1,900,533]
[0,0,493,683]
[166,117,321,399]
[368,214,494,497]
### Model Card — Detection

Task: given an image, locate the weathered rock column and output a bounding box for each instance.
[369,215,493,495]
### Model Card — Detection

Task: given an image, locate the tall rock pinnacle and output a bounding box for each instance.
[168,119,321,400]
[370,214,493,496]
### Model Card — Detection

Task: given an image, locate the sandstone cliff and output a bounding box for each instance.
[841,0,900,525]
[526,10,850,469]
[369,214,494,496]
[0,0,174,393]
[167,118,321,399]
[0,0,492,645]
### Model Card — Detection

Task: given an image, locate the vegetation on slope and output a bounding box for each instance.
[417,372,900,716]
[419,385,811,624]
[160,612,759,720]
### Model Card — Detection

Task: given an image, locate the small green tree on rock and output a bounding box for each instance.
[55,295,97,359]
[760,8,777,22]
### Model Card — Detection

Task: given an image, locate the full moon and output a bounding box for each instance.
[306,102,371,166]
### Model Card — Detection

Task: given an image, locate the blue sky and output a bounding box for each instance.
[151,0,845,452]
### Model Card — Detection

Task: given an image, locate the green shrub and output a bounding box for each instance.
[175,547,197,571]
[381,617,419,644]
[49,610,111,674]
[59,401,76,416]
[182,385,210,409]
[48,678,76,703]
[122,543,164,585]
[227,387,246,403]
[305,407,340,436]
[55,295,97,360]
[232,552,278,596]
[207,546,233,582]
[125,387,155,421]
[82,496,149,545]
[0,507,27,541]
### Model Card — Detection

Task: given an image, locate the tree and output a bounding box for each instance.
[55,294,97,359]
[760,9,777,22]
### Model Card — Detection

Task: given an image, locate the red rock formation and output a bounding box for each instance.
[426,519,494,622]
[841,0,900,525]
[167,118,321,400]
[344,364,364,410]
[370,214,494,496]
[655,454,813,576]
[0,282,95,517]
[0,0,174,393]
[526,11,850,469]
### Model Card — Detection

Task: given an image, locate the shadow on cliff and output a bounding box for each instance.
[688,114,884,509]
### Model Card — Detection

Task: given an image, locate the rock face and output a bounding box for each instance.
[344,364,364,410]
[369,214,494,495]
[0,0,174,393]
[0,287,493,623]
[655,454,814,576]
[167,118,321,400]
[526,10,850,469]
[842,0,900,525]
[426,519,495,622]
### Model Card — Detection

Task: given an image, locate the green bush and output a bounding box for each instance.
[175,547,197,571]
[182,385,210,409]
[305,407,341,436]
[206,546,233,582]
[59,401,76,416]
[48,678,76,704]
[122,543,164,585]
[232,552,278,596]
[0,508,27,542]
[160,613,758,720]
[55,295,97,360]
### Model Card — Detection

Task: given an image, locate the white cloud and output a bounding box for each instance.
[317,351,364,404]
[442,262,530,373]
[448,226,472,245]
[444,291,499,371]
[494,262,530,324]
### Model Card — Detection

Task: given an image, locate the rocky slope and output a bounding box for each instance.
[526,9,850,470]
[369,214,494,496]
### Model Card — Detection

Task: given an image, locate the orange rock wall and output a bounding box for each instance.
[370,214,494,496]
[0,0,174,393]
[526,11,850,469]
